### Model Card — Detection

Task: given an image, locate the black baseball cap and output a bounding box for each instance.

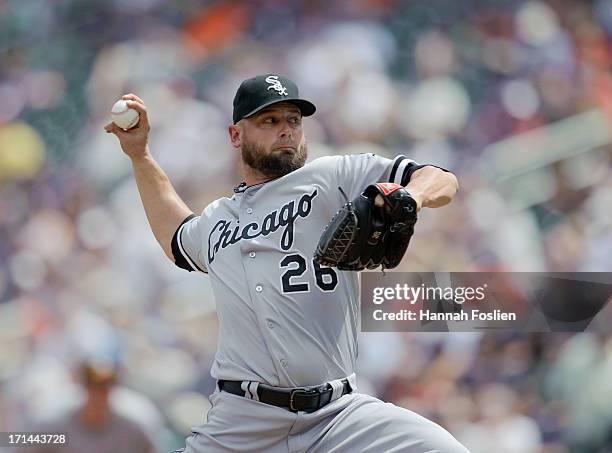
[232,74,316,124]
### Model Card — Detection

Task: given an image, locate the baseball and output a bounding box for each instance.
[110,100,139,129]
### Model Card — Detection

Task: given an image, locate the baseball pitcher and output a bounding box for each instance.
[105,74,470,453]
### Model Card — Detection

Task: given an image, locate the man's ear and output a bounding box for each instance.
[229,123,242,149]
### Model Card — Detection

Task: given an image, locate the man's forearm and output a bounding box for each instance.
[131,149,193,259]
[406,166,459,209]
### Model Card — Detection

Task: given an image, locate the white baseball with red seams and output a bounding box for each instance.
[110,100,139,129]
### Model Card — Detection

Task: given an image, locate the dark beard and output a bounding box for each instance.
[241,139,307,178]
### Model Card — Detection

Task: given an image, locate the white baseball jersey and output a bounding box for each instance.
[172,153,421,388]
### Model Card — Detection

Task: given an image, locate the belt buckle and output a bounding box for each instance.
[289,387,319,412]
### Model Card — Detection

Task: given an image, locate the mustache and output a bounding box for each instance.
[273,141,297,149]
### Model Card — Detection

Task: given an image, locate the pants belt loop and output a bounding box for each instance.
[347,373,357,392]
[250,381,260,402]
[240,381,260,402]
[328,378,344,401]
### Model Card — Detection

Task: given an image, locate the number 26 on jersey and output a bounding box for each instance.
[280,253,338,293]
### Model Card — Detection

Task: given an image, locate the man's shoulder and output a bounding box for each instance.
[106,412,154,448]
[306,154,343,167]
[307,152,384,167]
[30,409,78,432]
[290,152,390,181]
[202,197,233,215]
[111,412,149,434]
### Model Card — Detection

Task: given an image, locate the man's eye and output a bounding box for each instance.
[289,117,300,124]
[263,117,276,124]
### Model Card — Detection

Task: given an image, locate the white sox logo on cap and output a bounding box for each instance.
[266,75,288,96]
[232,74,315,123]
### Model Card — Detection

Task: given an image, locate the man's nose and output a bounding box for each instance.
[278,120,292,138]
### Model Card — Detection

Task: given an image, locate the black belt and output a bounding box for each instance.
[218,379,353,413]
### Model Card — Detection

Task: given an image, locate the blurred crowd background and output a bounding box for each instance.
[1,0,612,451]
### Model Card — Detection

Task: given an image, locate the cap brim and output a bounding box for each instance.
[241,98,316,121]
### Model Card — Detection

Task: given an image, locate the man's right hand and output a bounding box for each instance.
[103,93,193,261]
[104,93,151,160]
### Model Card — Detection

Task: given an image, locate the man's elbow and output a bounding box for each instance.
[159,237,175,263]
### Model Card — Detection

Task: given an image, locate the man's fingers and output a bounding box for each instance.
[374,194,384,207]
[104,122,122,134]
[122,93,145,104]
[104,122,129,138]
[126,104,148,130]
[124,100,149,123]
[104,122,119,134]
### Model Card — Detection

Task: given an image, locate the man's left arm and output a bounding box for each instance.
[404,166,459,211]
[333,153,458,209]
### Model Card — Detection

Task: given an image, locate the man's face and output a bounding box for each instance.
[86,381,113,405]
[233,102,307,178]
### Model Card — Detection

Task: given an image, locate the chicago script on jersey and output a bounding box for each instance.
[208,189,318,263]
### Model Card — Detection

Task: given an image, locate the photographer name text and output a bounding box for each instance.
[372,309,516,322]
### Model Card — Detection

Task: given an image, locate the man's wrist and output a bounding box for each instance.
[129,147,153,164]
[405,187,424,211]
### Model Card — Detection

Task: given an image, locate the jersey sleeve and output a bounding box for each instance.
[171,214,207,273]
[338,153,439,199]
